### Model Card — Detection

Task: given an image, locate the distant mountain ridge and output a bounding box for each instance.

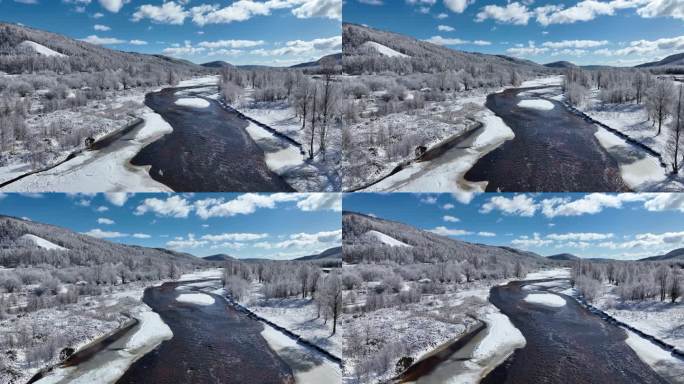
[294,246,342,261]
[547,253,580,261]
[203,253,236,261]
[636,52,684,68]
[342,211,544,265]
[640,248,684,261]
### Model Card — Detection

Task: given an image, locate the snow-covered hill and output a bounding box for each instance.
[361,41,409,58]
[363,230,412,247]
[19,233,68,251]
[18,40,66,57]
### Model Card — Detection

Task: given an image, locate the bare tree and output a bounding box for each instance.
[646,80,674,135]
[666,84,684,174]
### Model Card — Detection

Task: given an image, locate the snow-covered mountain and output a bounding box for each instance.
[0,215,205,269]
[18,40,66,57]
[0,22,204,76]
[18,233,67,251]
[343,22,547,75]
[343,211,544,265]
[361,229,412,247]
[360,41,409,58]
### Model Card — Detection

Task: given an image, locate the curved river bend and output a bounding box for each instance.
[482,279,670,384]
[131,86,294,192]
[465,87,629,192]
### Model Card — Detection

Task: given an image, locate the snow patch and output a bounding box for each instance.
[524,268,571,280]
[176,293,215,306]
[174,98,210,109]
[474,312,526,360]
[126,309,173,351]
[364,230,411,247]
[19,41,66,58]
[19,234,67,251]
[361,41,409,58]
[517,99,554,111]
[524,293,566,307]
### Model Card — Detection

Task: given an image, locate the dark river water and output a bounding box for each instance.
[116,280,295,384]
[464,87,629,192]
[131,86,294,192]
[482,279,669,384]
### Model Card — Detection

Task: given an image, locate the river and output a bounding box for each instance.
[464,87,629,191]
[131,85,294,192]
[481,279,670,384]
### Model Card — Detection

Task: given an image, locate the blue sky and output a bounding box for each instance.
[347,0,684,66]
[0,0,341,66]
[0,193,342,259]
[344,192,684,260]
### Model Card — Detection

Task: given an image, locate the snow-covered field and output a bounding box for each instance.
[230,87,341,192]
[2,106,174,192]
[236,281,342,358]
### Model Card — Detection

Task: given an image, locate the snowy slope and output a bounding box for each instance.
[364,230,412,247]
[361,41,409,58]
[19,234,67,251]
[18,41,66,57]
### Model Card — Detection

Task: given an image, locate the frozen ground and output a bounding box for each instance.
[230,87,341,192]
[236,281,342,358]
[363,106,514,198]
[2,107,173,192]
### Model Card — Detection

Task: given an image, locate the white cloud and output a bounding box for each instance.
[133,233,151,239]
[194,193,301,219]
[98,0,129,13]
[189,0,340,26]
[442,203,455,210]
[94,24,111,31]
[132,1,188,24]
[540,193,648,218]
[429,226,472,236]
[436,12,448,18]
[438,24,455,31]
[443,215,460,222]
[424,35,470,45]
[96,206,109,212]
[129,39,148,45]
[197,39,265,48]
[250,36,341,57]
[272,230,341,249]
[105,192,132,206]
[511,233,552,247]
[166,233,207,249]
[541,39,609,48]
[80,35,125,45]
[643,193,684,212]
[93,12,104,18]
[480,195,538,217]
[97,217,115,225]
[200,233,268,242]
[478,231,497,237]
[291,0,341,20]
[82,228,128,238]
[476,2,531,25]
[546,232,614,241]
[296,193,342,212]
[135,196,193,218]
[444,0,474,13]
[637,0,684,20]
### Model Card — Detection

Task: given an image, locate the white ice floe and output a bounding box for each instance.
[524,293,566,307]
[517,99,554,111]
[174,98,210,108]
[474,312,526,361]
[125,308,173,351]
[244,122,303,173]
[176,293,215,306]
[19,234,67,251]
[361,41,409,58]
[624,331,684,383]
[260,326,341,384]
[363,230,411,247]
[593,128,666,189]
[19,41,66,57]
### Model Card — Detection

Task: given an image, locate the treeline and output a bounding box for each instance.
[572,259,682,303]
[222,259,342,335]
[563,68,684,174]
[219,57,343,160]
